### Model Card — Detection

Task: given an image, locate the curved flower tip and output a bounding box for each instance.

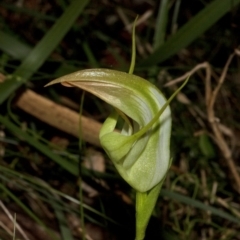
[47,68,172,192]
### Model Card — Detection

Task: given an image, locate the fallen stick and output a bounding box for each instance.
[0,73,102,146]
[15,89,102,147]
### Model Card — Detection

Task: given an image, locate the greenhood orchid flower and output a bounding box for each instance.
[46,69,172,192]
[46,19,188,240]
[46,68,187,240]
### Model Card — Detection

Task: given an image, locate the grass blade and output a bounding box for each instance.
[0,2,56,22]
[0,166,118,224]
[0,183,59,240]
[0,31,31,60]
[0,0,89,105]
[153,0,169,50]
[0,115,78,175]
[161,189,240,224]
[49,195,74,240]
[139,0,240,67]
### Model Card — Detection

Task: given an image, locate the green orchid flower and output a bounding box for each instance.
[46,68,187,239]
[47,69,173,192]
[46,19,187,240]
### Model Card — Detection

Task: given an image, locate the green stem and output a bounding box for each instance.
[135,182,163,240]
[79,91,86,240]
[135,192,148,240]
[129,16,138,75]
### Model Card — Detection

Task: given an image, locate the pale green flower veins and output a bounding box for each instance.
[46,68,171,192]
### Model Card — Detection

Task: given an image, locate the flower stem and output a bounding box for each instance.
[135,182,163,240]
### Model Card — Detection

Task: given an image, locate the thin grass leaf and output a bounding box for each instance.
[0,115,78,175]
[153,0,169,50]
[0,115,118,181]
[161,189,240,224]
[170,0,181,34]
[139,0,240,67]
[0,166,118,225]
[49,195,74,240]
[0,31,32,60]
[56,0,68,10]
[0,183,59,240]
[0,0,89,105]
[82,41,99,68]
[0,3,56,22]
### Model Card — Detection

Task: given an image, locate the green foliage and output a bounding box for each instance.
[199,133,216,159]
[139,0,240,67]
[0,0,89,104]
[0,1,240,239]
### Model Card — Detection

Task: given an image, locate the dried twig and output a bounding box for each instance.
[206,49,240,193]
[165,50,240,193]
[0,72,102,146]
[16,90,102,146]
